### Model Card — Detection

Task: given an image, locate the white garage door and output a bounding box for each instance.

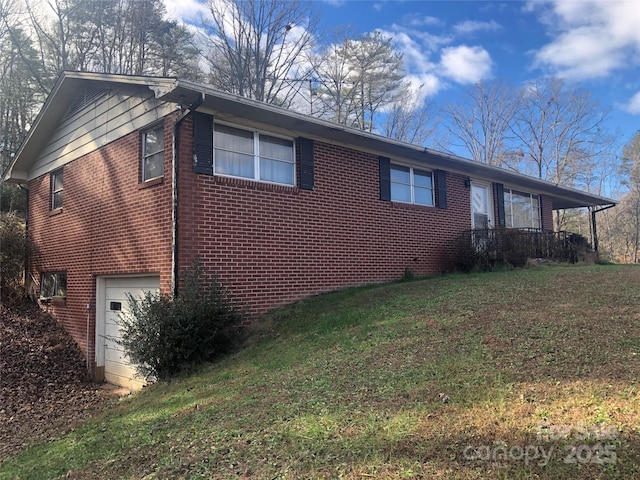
[101,276,160,390]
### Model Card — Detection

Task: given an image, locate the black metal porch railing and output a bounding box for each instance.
[454,228,589,272]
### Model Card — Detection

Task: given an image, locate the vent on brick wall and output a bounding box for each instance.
[64,87,109,119]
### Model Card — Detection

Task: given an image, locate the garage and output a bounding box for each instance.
[95,276,160,390]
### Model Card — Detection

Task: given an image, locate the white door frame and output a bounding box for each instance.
[95,274,159,374]
[470,181,495,229]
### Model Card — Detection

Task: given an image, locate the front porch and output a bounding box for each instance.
[454,228,591,272]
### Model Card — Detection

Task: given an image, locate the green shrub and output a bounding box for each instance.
[0,212,27,294]
[117,260,244,380]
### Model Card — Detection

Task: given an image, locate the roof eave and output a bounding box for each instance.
[5,72,618,211]
[161,80,617,210]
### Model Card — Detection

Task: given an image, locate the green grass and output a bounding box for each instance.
[2,264,640,479]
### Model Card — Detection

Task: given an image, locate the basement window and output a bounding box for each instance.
[40,272,67,299]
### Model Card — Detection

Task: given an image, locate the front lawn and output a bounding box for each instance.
[1,264,639,479]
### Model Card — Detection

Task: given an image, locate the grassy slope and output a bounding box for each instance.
[1,265,640,479]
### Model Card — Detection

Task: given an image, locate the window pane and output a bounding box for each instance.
[144,152,164,180]
[391,183,411,203]
[414,186,434,206]
[505,213,513,228]
[52,171,63,191]
[56,272,67,297]
[511,191,532,228]
[259,135,293,162]
[215,124,253,154]
[390,165,410,184]
[260,158,294,184]
[215,150,254,178]
[532,196,541,228]
[142,127,164,181]
[52,191,63,210]
[145,128,164,155]
[41,273,55,297]
[414,170,432,188]
[41,272,67,298]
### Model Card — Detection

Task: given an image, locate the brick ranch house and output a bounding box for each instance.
[5,72,615,389]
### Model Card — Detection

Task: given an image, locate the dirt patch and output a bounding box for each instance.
[0,300,114,458]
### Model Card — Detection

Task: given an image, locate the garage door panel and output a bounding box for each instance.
[104,349,130,370]
[104,371,145,391]
[104,321,127,338]
[99,276,159,391]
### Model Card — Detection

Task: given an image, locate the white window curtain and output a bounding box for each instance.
[214,124,294,185]
[215,124,255,179]
[259,135,294,184]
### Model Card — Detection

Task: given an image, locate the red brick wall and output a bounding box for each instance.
[26,107,561,371]
[26,116,174,366]
[541,195,554,231]
[177,118,472,315]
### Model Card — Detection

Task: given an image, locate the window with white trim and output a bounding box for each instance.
[40,272,67,299]
[214,123,295,185]
[504,189,541,229]
[390,164,434,206]
[51,168,63,210]
[142,125,164,181]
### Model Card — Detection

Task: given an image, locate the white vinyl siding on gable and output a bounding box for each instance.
[504,189,541,229]
[28,86,175,182]
[214,123,295,186]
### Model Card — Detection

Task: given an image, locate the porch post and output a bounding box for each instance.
[591,207,599,252]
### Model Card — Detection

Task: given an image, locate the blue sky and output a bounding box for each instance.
[166,0,640,151]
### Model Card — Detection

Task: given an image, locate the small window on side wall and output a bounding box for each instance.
[142,125,164,181]
[51,169,63,210]
[40,272,67,299]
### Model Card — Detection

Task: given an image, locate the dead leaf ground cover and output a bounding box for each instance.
[0,301,113,458]
[1,264,639,479]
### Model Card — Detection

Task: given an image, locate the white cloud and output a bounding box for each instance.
[454,20,501,36]
[439,45,493,84]
[530,0,640,79]
[321,0,347,6]
[377,27,445,96]
[407,16,444,28]
[382,30,437,71]
[405,73,442,99]
[624,91,640,114]
[165,0,209,23]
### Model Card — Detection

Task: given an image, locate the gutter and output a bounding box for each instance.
[171,94,204,297]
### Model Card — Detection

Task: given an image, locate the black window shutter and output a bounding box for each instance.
[299,137,314,190]
[435,169,447,209]
[379,156,391,201]
[495,183,506,227]
[193,112,213,175]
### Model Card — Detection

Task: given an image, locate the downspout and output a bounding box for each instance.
[19,185,29,288]
[590,203,616,253]
[172,94,204,297]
